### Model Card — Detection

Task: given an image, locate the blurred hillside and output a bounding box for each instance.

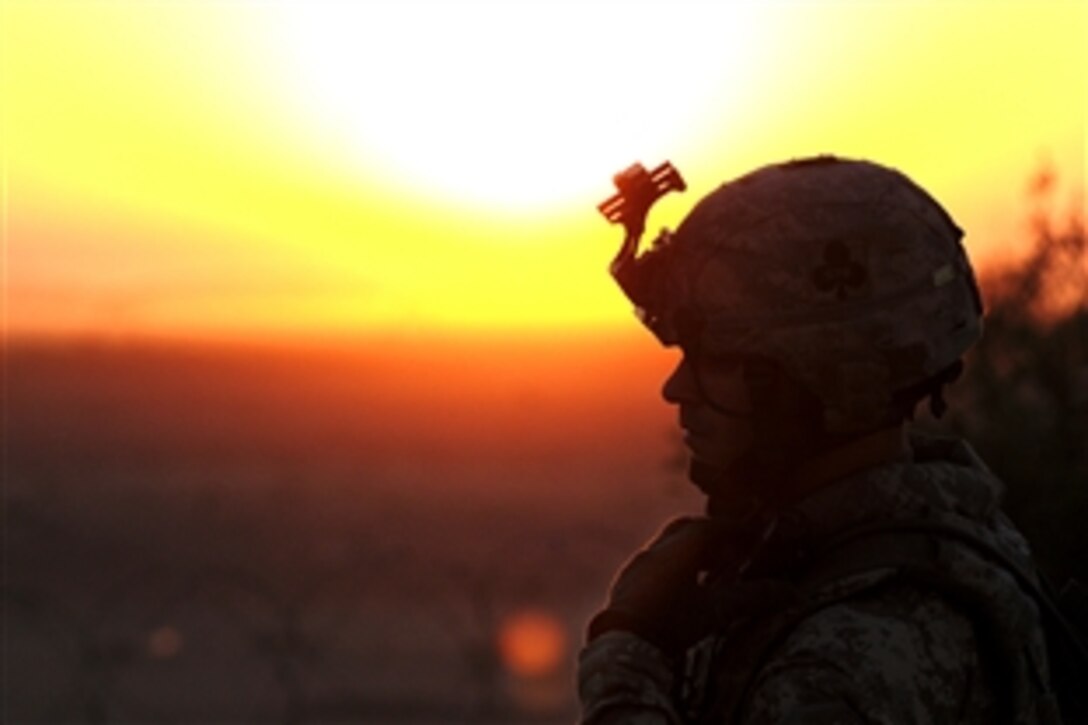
[5,331,700,723]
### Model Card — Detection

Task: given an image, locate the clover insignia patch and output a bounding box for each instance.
[811,240,867,299]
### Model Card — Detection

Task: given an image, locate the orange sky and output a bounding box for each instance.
[3,0,1085,339]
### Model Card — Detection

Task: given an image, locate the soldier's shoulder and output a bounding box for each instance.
[744,575,997,723]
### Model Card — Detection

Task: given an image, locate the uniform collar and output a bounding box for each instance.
[787,426,911,499]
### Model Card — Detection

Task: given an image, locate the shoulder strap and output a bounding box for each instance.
[696,515,1084,724]
[811,516,1088,704]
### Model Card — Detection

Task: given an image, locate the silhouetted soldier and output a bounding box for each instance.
[579,157,1082,723]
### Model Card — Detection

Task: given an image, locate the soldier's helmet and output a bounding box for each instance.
[616,156,984,433]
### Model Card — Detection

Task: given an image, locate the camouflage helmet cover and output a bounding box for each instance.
[624,156,983,432]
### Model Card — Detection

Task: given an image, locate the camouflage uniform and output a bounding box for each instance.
[579,435,1059,723]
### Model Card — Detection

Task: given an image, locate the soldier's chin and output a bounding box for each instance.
[687,451,763,501]
[688,458,730,496]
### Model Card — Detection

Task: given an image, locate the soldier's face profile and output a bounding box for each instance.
[662,355,755,471]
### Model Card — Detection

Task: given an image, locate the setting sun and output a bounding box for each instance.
[266,2,761,209]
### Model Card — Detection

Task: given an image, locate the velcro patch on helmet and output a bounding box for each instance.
[932,264,956,288]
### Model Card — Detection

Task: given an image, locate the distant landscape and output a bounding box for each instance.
[6,331,703,723]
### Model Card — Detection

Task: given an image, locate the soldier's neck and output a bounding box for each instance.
[788,425,910,497]
[702,425,911,523]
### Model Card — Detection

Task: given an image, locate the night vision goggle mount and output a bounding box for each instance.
[597,161,687,330]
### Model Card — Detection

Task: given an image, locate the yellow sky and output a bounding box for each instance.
[3,0,1085,339]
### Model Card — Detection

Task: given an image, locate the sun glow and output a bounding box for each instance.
[4,1,1083,338]
[497,609,568,679]
[268,1,759,209]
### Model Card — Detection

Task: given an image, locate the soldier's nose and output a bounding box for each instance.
[662,357,700,404]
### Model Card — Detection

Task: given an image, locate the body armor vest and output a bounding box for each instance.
[679,435,1083,724]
